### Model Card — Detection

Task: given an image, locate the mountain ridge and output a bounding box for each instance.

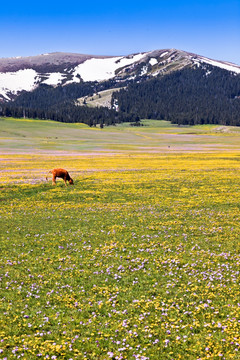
[0,52,114,72]
[1,48,240,101]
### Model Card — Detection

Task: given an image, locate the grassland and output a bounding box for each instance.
[1,118,240,359]
[1,117,240,154]
[77,88,123,108]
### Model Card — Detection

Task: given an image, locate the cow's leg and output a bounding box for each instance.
[52,175,56,185]
[64,175,67,186]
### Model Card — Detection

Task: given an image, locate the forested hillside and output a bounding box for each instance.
[0,80,137,126]
[113,65,240,125]
[1,64,240,126]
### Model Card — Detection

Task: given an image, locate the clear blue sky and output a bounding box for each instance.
[1,0,240,64]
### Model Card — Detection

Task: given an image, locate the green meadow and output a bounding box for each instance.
[1,118,240,359]
[1,117,240,153]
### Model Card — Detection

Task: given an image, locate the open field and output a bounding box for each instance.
[77,88,123,109]
[1,117,240,154]
[1,118,240,359]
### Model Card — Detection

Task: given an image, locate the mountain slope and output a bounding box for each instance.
[1,49,240,101]
[113,66,240,126]
[1,48,240,128]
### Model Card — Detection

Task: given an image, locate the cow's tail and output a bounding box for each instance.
[46,170,52,181]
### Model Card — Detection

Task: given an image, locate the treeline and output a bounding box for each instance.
[11,82,97,109]
[0,79,139,126]
[0,102,137,127]
[112,65,240,126]
[10,79,125,110]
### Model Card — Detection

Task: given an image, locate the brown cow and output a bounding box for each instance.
[46,168,74,186]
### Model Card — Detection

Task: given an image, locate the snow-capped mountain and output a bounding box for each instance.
[0,49,240,101]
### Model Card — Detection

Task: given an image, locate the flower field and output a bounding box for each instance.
[1,152,240,359]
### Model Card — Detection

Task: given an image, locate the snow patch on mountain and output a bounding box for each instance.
[0,69,40,100]
[42,72,67,85]
[149,58,158,66]
[160,51,169,58]
[72,53,146,81]
[193,57,240,74]
[140,65,148,76]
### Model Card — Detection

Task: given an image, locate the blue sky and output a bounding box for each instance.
[1,0,240,64]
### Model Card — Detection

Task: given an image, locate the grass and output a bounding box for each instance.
[77,88,123,108]
[1,117,240,153]
[1,118,240,359]
[1,151,240,359]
